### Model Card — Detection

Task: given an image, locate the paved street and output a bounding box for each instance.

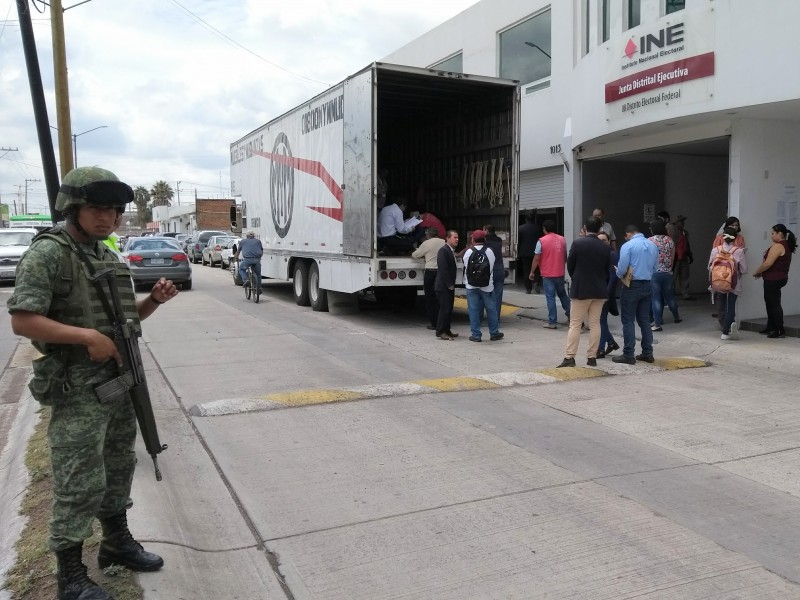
[2,264,800,599]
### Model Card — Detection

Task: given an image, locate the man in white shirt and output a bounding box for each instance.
[463,229,503,342]
[592,207,617,250]
[378,198,415,254]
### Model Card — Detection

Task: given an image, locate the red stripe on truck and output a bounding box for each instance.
[255,150,344,222]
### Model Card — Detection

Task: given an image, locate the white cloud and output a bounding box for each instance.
[0,0,476,211]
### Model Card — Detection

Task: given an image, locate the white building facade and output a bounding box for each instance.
[384,0,800,320]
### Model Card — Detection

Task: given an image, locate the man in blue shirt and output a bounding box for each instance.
[613,224,658,364]
[235,231,264,291]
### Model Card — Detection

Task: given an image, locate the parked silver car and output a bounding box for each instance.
[0,228,37,282]
[201,235,236,266]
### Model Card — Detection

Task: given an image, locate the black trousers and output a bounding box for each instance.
[764,278,787,331]
[436,289,455,335]
[423,270,439,327]
[520,255,540,291]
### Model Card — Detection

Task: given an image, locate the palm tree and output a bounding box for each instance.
[133,186,152,228]
[150,180,174,207]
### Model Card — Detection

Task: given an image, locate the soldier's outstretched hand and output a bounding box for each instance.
[150,278,179,304]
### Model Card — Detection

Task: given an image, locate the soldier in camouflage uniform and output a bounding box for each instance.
[7,167,177,600]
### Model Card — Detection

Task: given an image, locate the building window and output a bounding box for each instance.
[666,0,685,14]
[581,0,592,56]
[500,8,551,93]
[627,0,641,29]
[431,53,463,73]
[602,0,611,42]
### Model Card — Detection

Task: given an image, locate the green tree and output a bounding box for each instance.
[149,180,174,207]
[133,186,152,228]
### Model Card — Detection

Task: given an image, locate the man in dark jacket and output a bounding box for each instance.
[557,216,611,367]
[434,230,459,340]
[483,224,505,323]
[518,212,542,293]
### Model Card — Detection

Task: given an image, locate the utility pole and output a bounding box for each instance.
[176,181,181,206]
[16,0,61,222]
[25,178,41,215]
[51,0,73,177]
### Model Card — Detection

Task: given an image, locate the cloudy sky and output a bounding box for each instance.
[0,0,476,214]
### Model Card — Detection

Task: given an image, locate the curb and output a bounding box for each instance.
[189,356,709,417]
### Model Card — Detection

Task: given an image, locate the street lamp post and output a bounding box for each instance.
[72,125,108,167]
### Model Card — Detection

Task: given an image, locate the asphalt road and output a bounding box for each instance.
[2,265,800,599]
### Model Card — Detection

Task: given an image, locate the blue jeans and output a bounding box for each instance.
[599,302,616,351]
[491,272,504,323]
[466,288,499,339]
[239,257,262,290]
[719,292,738,334]
[542,276,570,325]
[620,280,653,358]
[651,271,680,326]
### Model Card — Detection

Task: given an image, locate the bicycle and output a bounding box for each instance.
[238,260,261,303]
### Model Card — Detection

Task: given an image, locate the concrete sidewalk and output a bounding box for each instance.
[3,273,800,599]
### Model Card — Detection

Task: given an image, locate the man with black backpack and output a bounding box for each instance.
[463,229,503,342]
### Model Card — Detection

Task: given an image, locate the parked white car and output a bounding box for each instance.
[0,228,37,282]
[220,237,241,269]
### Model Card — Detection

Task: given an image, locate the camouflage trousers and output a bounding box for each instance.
[47,389,137,552]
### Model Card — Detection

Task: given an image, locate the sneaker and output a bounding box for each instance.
[720,333,731,340]
[605,342,620,354]
[651,325,663,332]
[542,323,558,329]
[729,322,739,340]
[557,357,576,368]
[635,354,655,363]
[469,336,482,342]
[612,355,636,365]
[490,332,504,341]
[587,358,597,366]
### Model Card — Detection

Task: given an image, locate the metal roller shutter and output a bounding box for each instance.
[519,167,564,210]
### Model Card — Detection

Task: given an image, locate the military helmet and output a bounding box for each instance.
[55,166,134,211]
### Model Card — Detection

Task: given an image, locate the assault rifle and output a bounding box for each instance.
[91,268,168,481]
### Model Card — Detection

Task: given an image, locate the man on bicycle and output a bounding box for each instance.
[235,231,263,291]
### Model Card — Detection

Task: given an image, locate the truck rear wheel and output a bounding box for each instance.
[308,262,328,312]
[293,261,310,306]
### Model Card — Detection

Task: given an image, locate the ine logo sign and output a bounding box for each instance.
[270,133,294,238]
[621,23,685,70]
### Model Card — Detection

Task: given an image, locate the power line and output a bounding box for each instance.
[164,0,330,87]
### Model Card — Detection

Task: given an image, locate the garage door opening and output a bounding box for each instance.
[580,136,730,296]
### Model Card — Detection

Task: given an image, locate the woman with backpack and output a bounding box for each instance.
[710,217,746,320]
[752,224,797,338]
[708,227,747,340]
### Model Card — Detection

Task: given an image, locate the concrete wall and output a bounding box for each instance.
[732,119,800,320]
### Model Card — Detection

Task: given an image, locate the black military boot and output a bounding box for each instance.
[97,511,164,571]
[56,543,114,600]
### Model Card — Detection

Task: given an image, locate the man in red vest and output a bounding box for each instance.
[530,219,571,328]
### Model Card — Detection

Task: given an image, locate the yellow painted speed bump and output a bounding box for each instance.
[191,357,711,416]
[265,389,364,406]
[413,376,501,392]
[658,357,707,370]
[452,296,520,317]
[538,367,609,381]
